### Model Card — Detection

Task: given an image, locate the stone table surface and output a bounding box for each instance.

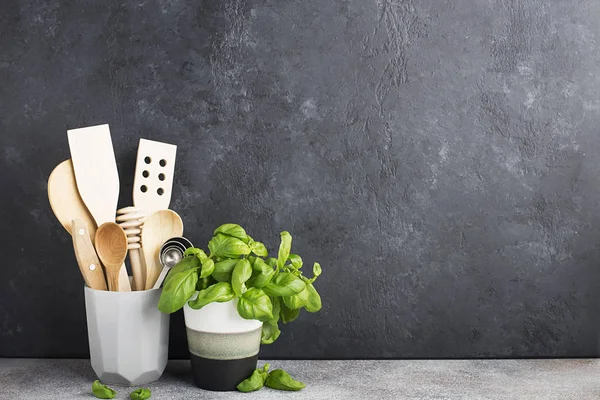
[1,358,599,399]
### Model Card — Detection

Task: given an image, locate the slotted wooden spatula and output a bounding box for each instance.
[67,124,131,291]
[133,138,177,214]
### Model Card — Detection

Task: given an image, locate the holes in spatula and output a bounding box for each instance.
[158,173,165,181]
[141,185,148,193]
[159,159,167,167]
[142,170,149,178]
[157,188,164,195]
[144,156,151,164]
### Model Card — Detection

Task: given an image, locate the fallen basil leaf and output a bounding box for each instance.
[277,231,292,269]
[232,259,252,297]
[92,380,117,399]
[188,282,235,309]
[129,387,151,400]
[237,288,273,321]
[265,369,306,391]
[236,369,265,392]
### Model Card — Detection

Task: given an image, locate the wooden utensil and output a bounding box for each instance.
[71,219,108,290]
[48,160,106,289]
[67,124,131,291]
[133,139,177,215]
[95,222,129,292]
[47,160,97,239]
[116,206,147,291]
[141,210,183,289]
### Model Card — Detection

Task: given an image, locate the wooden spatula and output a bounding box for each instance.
[133,138,177,214]
[48,160,97,239]
[67,124,131,291]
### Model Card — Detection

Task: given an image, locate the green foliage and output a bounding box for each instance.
[129,388,151,400]
[157,223,323,345]
[91,380,116,399]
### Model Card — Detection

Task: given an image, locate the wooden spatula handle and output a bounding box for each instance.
[71,220,108,290]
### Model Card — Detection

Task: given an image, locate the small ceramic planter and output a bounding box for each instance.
[84,285,169,386]
[183,296,262,391]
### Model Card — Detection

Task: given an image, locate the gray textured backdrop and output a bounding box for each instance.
[2,0,600,359]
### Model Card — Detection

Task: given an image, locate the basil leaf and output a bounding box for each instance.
[211,259,237,282]
[266,257,278,268]
[208,233,251,258]
[214,224,248,242]
[280,301,300,323]
[232,259,252,296]
[236,369,265,392]
[236,364,270,392]
[158,268,198,314]
[200,258,215,278]
[247,258,275,288]
[277,231,292,269]
[129,388,151,400]
[92,380,117,399]
[250,241,268,257]
[261,320,281,344]
[188,282,235,309]
[288,254,303,269]
[282,284,310,310]
[313,262,321,278]
[304,283,322,312]
[163,256,200,287]
[196,276,211,291]
[183,247,201,257]
[270,296,281,323]
[265,369,306,391]
[237,288,273,321]
[263,272,305,297]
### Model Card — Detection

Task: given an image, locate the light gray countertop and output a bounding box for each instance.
[1,358,598,399]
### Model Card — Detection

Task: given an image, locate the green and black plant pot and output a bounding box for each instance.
[183,295,262,391]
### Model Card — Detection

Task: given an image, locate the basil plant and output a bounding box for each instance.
[158,224,323,344]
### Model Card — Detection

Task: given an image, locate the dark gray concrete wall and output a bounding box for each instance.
[2,0,600,359]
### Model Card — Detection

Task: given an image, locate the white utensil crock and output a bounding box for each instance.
[84,285,169,386]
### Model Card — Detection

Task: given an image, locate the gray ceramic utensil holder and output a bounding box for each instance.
[84,285,169,386]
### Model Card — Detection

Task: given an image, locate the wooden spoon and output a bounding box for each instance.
[141,210,184,290]
[95,222,129,292]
